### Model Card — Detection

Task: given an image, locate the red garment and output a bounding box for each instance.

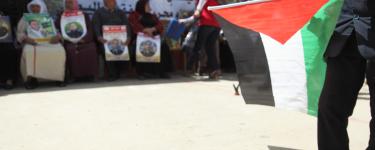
[64,0,79,12]
[198,0,220,27]
[128,11,164,36]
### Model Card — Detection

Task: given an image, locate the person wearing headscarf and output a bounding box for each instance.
[128,0,173,79]
[56,0,99,82]
[92,0,132,81]
[0,0,29,89]
[17,0,67,89]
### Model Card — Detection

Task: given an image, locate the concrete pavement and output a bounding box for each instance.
[0,74,371,150]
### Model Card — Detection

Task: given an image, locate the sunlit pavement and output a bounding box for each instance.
[0,73,370,150]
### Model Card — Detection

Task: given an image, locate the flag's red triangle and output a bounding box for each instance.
[212,0,328,44]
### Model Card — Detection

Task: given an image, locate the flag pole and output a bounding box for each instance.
[208,0,272,11]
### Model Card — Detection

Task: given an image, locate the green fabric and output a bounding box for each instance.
[301,0,344,116]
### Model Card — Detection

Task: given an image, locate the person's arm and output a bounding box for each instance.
[54,12,62,31]
[128,12,144,34]
[121,12,132,45]
[152,14,164,35]
[196,0,208,13]
[16,17,36,45]
[80,13,94,43]
[92,9,106,44]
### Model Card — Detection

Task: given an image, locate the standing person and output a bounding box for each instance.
[0,0,28,89]
[17,0,66,89]
[318,0,375,149]
[92,0,132,81]
[186,0,221,79]
[128,0,172,79]
[56,0,99,82]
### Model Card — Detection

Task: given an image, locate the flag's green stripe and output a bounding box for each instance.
[301,0,344,116]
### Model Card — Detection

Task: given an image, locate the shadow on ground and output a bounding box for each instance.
[268,145,301,150]
[0,73,239,97]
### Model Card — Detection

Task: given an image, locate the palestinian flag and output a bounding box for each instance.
[209,0,343,115]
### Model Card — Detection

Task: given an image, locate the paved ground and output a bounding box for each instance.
[0,73,371,150]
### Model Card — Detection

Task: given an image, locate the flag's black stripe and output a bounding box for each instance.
[214,14,275,106]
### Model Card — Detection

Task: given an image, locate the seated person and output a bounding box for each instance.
[92,0,132,81]
[17,0,67,89]
[128,0,173,79]
[56,0,99,82]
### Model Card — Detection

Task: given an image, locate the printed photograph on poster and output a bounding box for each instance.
[0,16,12,43]
[61,11,87,43]
[24,13,57,43]
[66,22,83,38]
[103,25,129,61]
[136,33,161,63]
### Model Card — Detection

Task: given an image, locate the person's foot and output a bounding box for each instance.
[1,80,14,90]
[56,81,67,87]
[143,73,155,79]
[159,73,171,79]
[209,70,221,80]
[137,75,145,80]
[3,84,14,90]
[184,69,196,77]
[107,75,119,82]
[24,82,37,90]
[25,77,38,90]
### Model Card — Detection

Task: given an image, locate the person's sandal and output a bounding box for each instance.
[209,70,221,80]
[3,80,14,90]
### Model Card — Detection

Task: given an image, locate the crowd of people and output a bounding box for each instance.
[1,0,374,149]
[0,0,223,90]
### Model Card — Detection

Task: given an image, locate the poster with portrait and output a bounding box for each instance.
[61,11,87,43]
[103,25,129,61]
[0,16,13,43]
[24,13,57,43]
[136,33,161,63]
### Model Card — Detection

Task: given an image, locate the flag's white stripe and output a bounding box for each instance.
[260,32,308,113]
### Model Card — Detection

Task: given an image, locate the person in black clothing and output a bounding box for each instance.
[0,0,29,89]
[128,0,173,79]
[92,0,132,81]
[318,0,375,149]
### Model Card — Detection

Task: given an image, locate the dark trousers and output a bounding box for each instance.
[0,43,18,82]
[106,61,128,79]
[318,33,375,150]
[100,45,128,79]
[187,25,220,71]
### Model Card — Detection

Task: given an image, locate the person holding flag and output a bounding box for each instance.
[318,0,375,149]
[186,0,221,79]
